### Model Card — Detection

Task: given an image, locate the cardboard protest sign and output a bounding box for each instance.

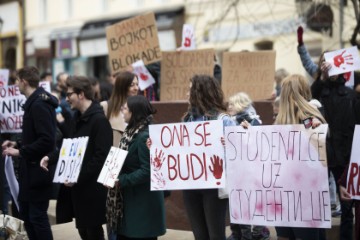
[160,49,215,101]
[53,137,89,183]
[0,69,9,87]
[0,85,26,133]
[132,60,156,91]
[225,124,331,228]
[97,147,128,187]
[149,120,226,190]
[324,46,360,77]
[346,125,360,200]
[181,24,196,50]
[106,12,161,74]
[222,51,276,101]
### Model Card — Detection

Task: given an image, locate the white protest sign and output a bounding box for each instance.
[53,137,89,183]
[0,85,25,133]
[226,124,331,228]
[324,46,360,76]
[346,125,360,200]
[132,60,156,91]
[5,156,19,210]
[181,24,196,50]
[39,81,51,93]
[0,69,10,87]
[97,147,128,187]
[149,120,225,190]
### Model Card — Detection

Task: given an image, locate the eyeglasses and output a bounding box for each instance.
[66,92,76,98]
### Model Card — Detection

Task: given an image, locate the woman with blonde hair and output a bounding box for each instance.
[228,92,261,126]
[275,74,324,125]
[274,74,325,240]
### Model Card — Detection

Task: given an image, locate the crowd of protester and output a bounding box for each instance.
[1,26,360,240]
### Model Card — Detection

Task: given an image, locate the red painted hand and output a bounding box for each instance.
[151,148,165,171]
[333,50,353,69]
[151,172,166,189]
[209,155,223,184]
[184,37,191,47]
[183,29,193,47]
[140,73,148,81]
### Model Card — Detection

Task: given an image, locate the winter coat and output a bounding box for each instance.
[233,105,261,126]
[18,87,58,202]
[57,102,112,228]
[311,76,357,167]
[117,127,166,238]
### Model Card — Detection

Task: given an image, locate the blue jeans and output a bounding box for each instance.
[183,189,227,240]
[19,200,53,240]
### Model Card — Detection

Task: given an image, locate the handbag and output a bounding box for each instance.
[0,214,28,240]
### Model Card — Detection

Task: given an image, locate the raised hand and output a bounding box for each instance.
[297,26,303,46]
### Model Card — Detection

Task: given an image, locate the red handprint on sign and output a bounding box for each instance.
[151,172,166,189]
[140,73,148,81]
[183,29,193,48]
[151,148,165,171]
[208,155,224,185]
[333,50,354,69]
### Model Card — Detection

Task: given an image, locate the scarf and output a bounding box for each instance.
[106,120,147,233]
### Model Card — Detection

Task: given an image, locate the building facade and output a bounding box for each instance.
[22,0,358,84]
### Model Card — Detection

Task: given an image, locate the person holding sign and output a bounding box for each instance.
[100,71,139,147]
[182,75,235,240]
[59,76,112,240]
[227,92,269,240]
[2,66,58,240]
[106,95,165,239]
[274,74,325,240]
[311,53,357,240]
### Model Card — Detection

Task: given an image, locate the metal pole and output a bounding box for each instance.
[340,0,344,48]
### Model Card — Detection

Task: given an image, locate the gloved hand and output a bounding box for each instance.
[297,26,304,46]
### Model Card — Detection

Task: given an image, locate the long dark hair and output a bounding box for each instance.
[126,95,156,130]
[185,74,227,119]
[107,71,137,119]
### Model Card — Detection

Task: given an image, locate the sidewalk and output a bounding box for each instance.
[51,223,277,240]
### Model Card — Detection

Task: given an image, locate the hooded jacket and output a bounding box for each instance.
[57,102,112,228]
[311,76,357,167]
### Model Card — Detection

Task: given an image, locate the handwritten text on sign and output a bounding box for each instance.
[106,12,161,73]
[160,49,215,101]
[225,124,330,228]
[346,125,360,200]
[0,85,25,133]
[222,51,276,101]
[97,147,128,188]
[149,120,225,190]
[53,137,89,183]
